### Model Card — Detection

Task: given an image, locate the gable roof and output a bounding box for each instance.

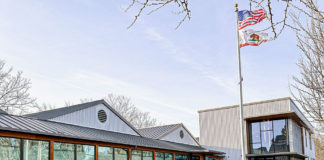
[25,100,141,136]
[139,123,200,145]
[139,124,180,139]
[0,113,223,154]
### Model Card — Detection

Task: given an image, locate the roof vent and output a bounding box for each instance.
[98,110,107,123]
[180,130,184,139]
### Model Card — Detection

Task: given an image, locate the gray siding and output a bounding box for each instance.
[199,98,315,159]
[199,106,242,149]
[290,119,303,154]
[160,126,199,146]
[51,104,139,136]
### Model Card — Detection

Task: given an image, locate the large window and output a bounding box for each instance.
[54,142,75,160]
[131,150,153,160]
[250,156,289,160]
[175,154,189,160]
[115,148,128,160]
[24,139,49,160]
[98,146,113,160]
[155,152,173,160]
[249,119,289,154]
[164,153,173,160]
[143,151,153,160]
[76,144,95,160]
[0,137,20,160]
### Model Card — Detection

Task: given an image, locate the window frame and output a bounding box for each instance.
[248,118,290,154]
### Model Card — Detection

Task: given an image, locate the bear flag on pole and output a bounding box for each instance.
[239,29,268,47]
[238,9,266,30]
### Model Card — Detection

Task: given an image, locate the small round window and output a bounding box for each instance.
[98,110,107,123]
[180,130,184,139]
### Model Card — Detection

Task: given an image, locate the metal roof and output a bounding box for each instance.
[25,100,142,136]
[0,113,222,153]
[138,124,181,139]
[0,109,7,114]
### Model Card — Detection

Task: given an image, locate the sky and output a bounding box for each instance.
[0,0,321,136]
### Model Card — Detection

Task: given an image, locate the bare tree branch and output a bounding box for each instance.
[0,60,36,115]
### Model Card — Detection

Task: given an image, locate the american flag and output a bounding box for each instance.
[238,9,266,30]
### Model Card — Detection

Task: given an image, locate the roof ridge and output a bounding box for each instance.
[25,99,104,117]
[138,123,181,130]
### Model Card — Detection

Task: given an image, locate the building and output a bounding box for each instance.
[0,100,224,160]
[198,97,316,160]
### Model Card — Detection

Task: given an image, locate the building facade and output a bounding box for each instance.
[0,100,224,160]
[198,97,316,160]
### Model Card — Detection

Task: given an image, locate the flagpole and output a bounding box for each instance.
[235,4,246,160]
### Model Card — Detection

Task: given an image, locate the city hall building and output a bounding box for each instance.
[199,97,316,160]
[0,97,317,160]
[0,100,224,160]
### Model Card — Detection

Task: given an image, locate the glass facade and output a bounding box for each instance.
[24,139,49,160]
[0,137,20,160]
[76,144,95,160]
[250,156,289,160]
[131,150,153,160]
[164,153,173,160]
[98,146,113,160]
[249,119,289,154]
[143,151,153,160]
[175,154,189,160]
[115,148,128,160]
[155,152,164,160]
[131,150,142,160]
[54,142,75,160]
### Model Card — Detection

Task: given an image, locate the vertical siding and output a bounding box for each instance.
[199,99,291,149]
[51,104,139,136]
[289,119,303,154]
[243,99,290,118]
[199,106,241,149]
[160,126,199,146]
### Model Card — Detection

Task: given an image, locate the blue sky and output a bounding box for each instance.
[0,0,320,136]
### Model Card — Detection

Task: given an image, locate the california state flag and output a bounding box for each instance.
[239,29,268,47]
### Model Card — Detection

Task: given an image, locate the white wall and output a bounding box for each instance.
[160,126,199,146]
[51,104,139,136]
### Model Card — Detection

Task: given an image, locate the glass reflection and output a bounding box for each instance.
[54,142,75,160]
[0,137,20,160]
[76,144,95,160]
[115,148,128,160]
[24,139,49,160]
[98,146,113,160]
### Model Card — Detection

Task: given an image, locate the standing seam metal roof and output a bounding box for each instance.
[0,113,218,153]
[138,124,180,139]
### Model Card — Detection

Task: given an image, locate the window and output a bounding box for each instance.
[98,146,113,160]
[305,130,308,147]
[249,119,289,154]
[115,148,128,160]
[250,156,289,160]
[24,139,49,160]
[0,137,20,160]
[155,152,164,160]
[131,150,142,160]
[164,153,173,160]
[309,133,312,150]
[143,151,153,160]
[54,142,75,160]
[175,154,189,160]
[76,144,95,160]
[131,150,153,160]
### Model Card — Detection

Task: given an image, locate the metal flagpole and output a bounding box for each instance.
[235,4,246,160]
